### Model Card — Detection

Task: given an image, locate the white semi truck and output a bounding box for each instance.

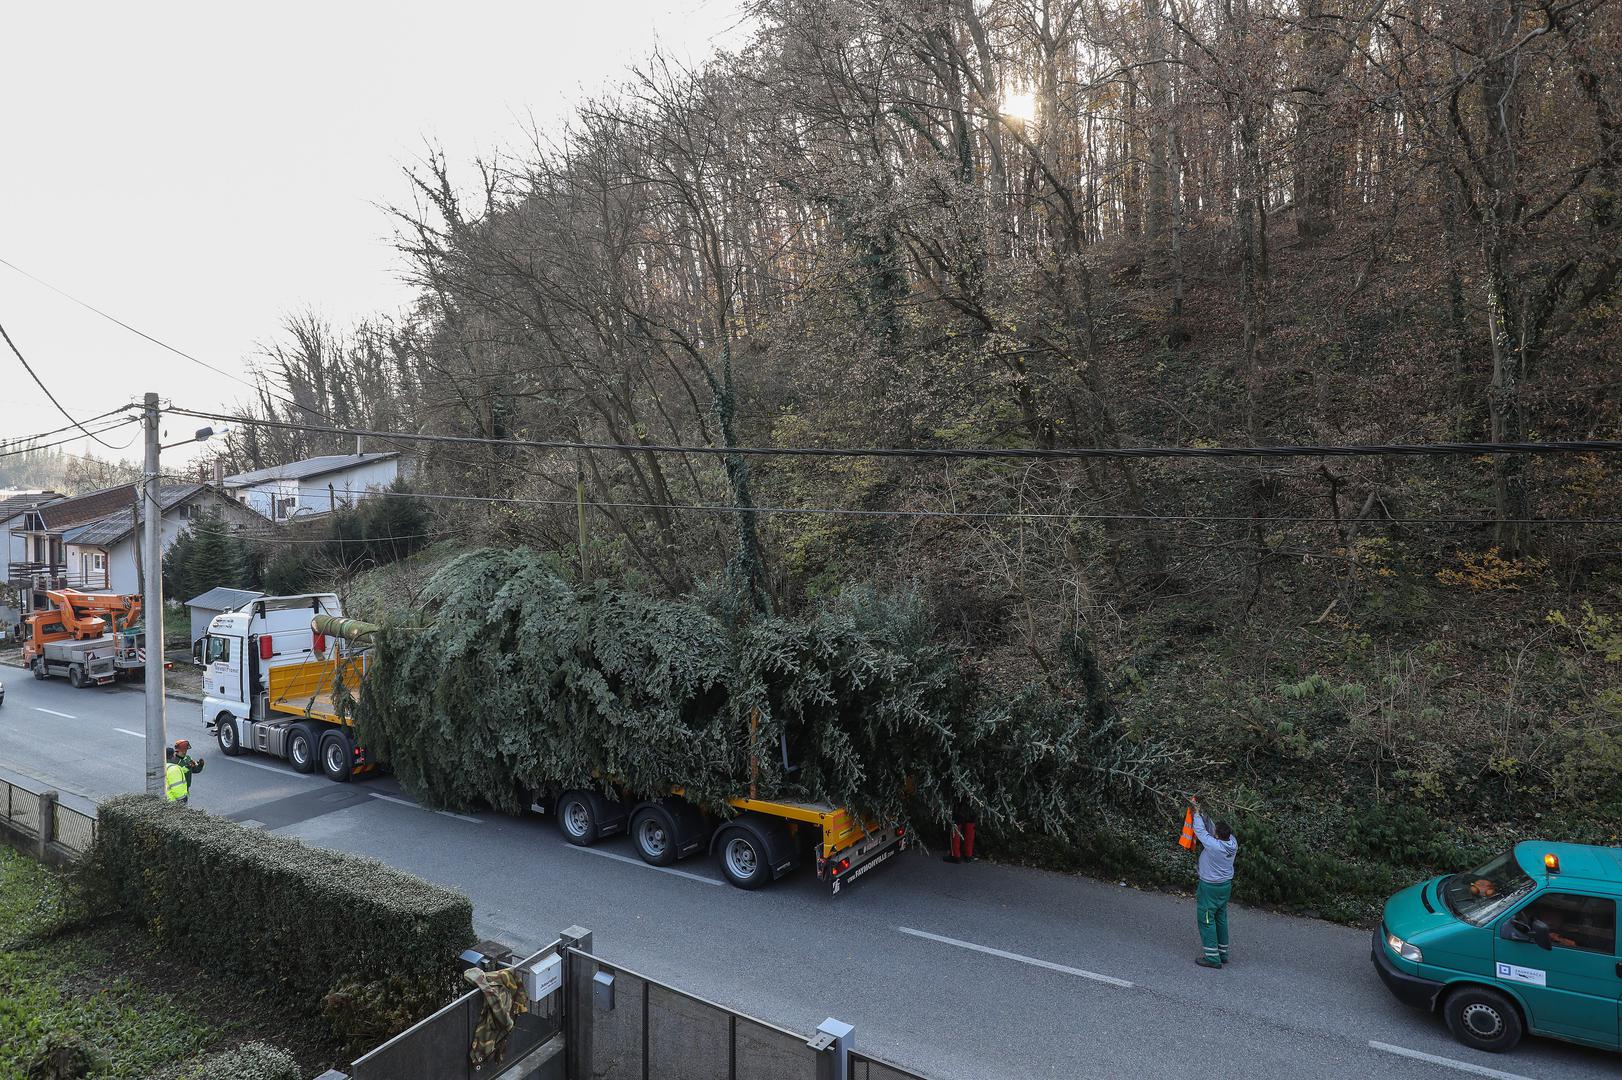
[201,593,376,781]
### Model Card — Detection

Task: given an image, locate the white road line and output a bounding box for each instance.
[897,927,1134,988]
[113,728,144,738]
[565,843,725,886]
[369,792,481,824]
[34,707,76,719]
[227,757,321,779]
[1368,1041,1538,1080]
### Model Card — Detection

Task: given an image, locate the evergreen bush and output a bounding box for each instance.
[184,1042,299,1080]
[92,796,473,1038]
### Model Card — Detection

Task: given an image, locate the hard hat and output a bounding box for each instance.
[174,739,191,752]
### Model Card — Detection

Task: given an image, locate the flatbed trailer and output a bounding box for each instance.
[537,785,908,894]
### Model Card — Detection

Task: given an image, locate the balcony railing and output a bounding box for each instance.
[5,563,110,592]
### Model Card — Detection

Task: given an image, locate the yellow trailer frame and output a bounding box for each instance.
[266,655,367,725]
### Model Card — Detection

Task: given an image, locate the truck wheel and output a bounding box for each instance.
[631,807,677,866]
[32,658,47,680]
[287,728,316,774]
[717,827,770,890]
[68,664,85,688]
[1444,985,1523,1053]
[215,715,242,756]
[320,734,353,782]
[557,792,599,846]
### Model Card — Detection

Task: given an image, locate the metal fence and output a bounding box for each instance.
[850,1053,935,1080]
[0,774,95,865]
[565,946,829,1080]
[348,941,565,1080]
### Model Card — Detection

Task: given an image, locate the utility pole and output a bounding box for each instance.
[142,392,166,795]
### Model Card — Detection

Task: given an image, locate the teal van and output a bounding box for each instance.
[1374,841,1621,1053]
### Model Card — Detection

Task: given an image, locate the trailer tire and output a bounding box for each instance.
[631,806,679,866]
[558,792,600,846]
[32,658,47,680]
[287,726,316,774]
[67,664,85,688]
[320,732,353,782]
[716,827,771,890]
[215,714,242,757]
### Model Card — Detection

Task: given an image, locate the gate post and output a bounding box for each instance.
[560,926,593,1080]
[809,1018,853,1080]
[36,789,57,861]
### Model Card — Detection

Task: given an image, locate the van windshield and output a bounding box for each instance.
[1441,850,1536,926]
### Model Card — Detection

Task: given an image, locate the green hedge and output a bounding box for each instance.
[94,795,474,1038]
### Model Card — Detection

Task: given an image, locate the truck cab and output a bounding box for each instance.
[201,593,369,779]
[1374,841,1622,1054]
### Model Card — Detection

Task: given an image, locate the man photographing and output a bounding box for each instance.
[164,739,204,804]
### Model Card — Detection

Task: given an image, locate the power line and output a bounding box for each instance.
[0,316,126,449]
[167,406,1622,463]
[0,418,142,459]
[214,482,1622,529]
[0,406,140,448]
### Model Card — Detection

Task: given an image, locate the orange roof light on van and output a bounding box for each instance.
[1544,853,1560,873]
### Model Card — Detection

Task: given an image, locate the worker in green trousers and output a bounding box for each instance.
[1190,796,1238,968]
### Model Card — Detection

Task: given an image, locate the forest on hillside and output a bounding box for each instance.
[217,0,1621,917]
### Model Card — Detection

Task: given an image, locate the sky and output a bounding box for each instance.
[0,0,749,466]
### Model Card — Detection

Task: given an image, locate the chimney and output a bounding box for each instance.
[356,434,369,455]
[213,459,225,485]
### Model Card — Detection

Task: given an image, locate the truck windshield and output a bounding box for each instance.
[1441,850,1536,926]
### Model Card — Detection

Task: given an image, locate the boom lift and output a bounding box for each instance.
[22,590,147,687]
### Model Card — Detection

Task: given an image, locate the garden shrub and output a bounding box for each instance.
[92,796,473,1039]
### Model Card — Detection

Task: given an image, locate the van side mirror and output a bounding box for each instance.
[1529,919,1553,951]
[1501,919,1532,944]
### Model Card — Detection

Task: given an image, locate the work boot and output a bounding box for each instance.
[1196,957,1222,969]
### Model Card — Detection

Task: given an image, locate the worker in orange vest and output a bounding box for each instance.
[1189,795,1238,968]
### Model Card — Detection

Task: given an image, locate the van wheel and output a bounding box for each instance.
[632,807,677,866]
[1444,986,1523,1053]
[320,733,353,782]
[216,715,242,756]
[288,728,315,774]
[717,827,770,890]
[558,793,599,846]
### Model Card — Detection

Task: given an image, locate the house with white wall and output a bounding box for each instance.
[223,452,400,522]
[60,484,266,596]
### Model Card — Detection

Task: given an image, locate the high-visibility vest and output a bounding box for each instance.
[1178,807,1196,850]
[165,762,189,802]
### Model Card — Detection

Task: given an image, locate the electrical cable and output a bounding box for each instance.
[0,405,138,448]
[0,418,142,459]
[198,481,1622,529]
[0,316,126,449]
[167,405,1622,463]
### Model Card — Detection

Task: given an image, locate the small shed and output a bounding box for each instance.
[185,587,263,648]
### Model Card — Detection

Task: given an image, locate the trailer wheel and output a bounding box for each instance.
[557,792,599,846]
[67,664,85,689]
[287,727,316,774]
[215,714,242,756]
[320,733,353,782]
[717,827,770,890]
[632,807,677,866]
[32,658,47,680]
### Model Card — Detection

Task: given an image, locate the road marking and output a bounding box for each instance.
[34,707,76,719]
[114,728,144,738]
[369,792,481,824]
[897,927,1134,988]
[1368,1042,1538,1080]
[227,757,321,780]
[565,843,725,886]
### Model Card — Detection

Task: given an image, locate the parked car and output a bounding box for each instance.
[1375,842,1621,1054]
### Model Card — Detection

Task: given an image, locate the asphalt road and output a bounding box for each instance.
[1,666,1617,1080]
